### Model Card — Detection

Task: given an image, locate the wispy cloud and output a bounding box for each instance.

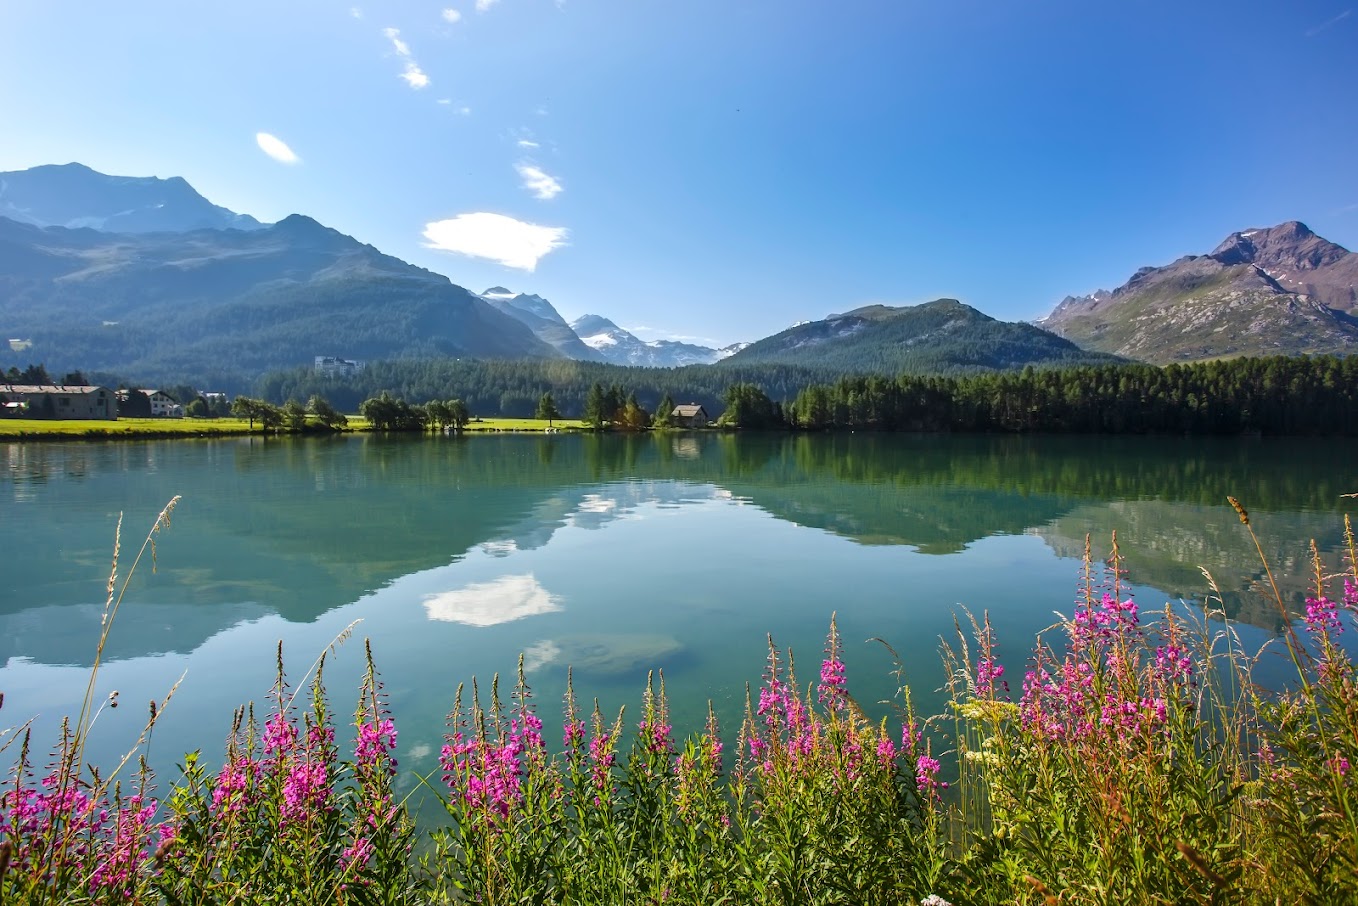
[1306,8,1351,36]
[627,327,721,345]
[423,212,569,270]
[476,0,499,11]
[255,132,300,164]
[350,7,363,18]
[383,26,411,55]
[516,162,563,200]
[1335,201,1358,215]
[383,27,430,89]
[517,139,540,149]
[442,8,462,23]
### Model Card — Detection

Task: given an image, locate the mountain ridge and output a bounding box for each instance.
[1040,221,1358,362]
[728,298,1122,373]
[0,162,265,233]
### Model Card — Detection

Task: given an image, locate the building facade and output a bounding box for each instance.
[0,384,118,419]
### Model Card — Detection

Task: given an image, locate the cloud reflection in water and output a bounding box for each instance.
[422,574,562,626]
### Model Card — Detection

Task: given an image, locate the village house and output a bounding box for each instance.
[0,384,118,419]
[141,389,184,418]
[671,403,711,428]
[315,355,365,376]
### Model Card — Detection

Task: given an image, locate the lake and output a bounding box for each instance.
[1,432,1352,802]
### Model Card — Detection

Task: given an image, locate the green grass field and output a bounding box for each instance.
[0,415,588,439]
[0,417,262,439]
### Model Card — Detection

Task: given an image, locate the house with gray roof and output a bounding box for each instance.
[0,384,117,419]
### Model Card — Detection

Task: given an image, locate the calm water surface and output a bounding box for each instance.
[2,433,1353,799]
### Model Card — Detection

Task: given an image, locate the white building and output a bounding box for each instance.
[140,390,184,418]
[315,356,366,376]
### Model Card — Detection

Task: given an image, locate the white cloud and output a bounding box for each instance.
[523,639,560,671]
[422,574,562,626]
[515,162,563,200]
[442,8,462,23]
[255,132,300,164]
[401,61,430,89]
[382,26,411,55]
[423,212,568,271]
[383,27,429,88]
[517,139,540,149]
[476,0,499,11]
[350,6,363,18]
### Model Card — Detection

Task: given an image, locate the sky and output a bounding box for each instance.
[1,0,1356,348]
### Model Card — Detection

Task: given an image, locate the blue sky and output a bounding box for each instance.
[2,0,1355,347]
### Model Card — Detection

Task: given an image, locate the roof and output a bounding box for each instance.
[672,404,708,417]
[0,384,111,395]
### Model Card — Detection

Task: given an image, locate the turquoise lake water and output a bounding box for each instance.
[2,432,1353,802]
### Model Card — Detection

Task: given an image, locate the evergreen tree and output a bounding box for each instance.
[653,392,676,427]
[535,391,562,427]
[583,382,608,429]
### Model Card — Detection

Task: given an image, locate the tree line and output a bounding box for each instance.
[254,359,834,419]
[785,356,1358,435]
[12,355,1358,436]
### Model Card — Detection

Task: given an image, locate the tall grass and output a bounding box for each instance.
[3,497,1357,903]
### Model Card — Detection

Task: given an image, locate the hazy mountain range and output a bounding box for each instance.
[1,162,1354,386]
[0,162,263,233]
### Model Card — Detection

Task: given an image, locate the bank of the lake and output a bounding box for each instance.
[0,414,597,441]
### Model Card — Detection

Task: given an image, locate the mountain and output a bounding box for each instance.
[479,287,605,361]
[726,298,1121,373]
[569,314,736,367]
[1040,222,1358,363]
[0,162,264,233]
[0,212,559,385]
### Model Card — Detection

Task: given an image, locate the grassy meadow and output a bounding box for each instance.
[0,415,588,440]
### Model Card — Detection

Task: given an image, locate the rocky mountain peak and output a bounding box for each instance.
[1211,221,1347,271]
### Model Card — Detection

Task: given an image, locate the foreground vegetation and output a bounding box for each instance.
[3,499,1358,903]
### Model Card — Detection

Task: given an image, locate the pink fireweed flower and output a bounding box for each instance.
[263,712,297,756]
[1072,593,1140,649]
[356,718,399,776]
[563,719,586,749]
[212,757,257,814]
[89,793,158,897]
[639,719,673,756]
[1305,595,1344,636]
[976,657,1009,697]
[341,835,375,872]
[875,735,898,769]
[281,761,330,824]
[901,720,921,759]
[1154,644,1194,684]
[588,730,616,793]
[818,657,847,707]
[915,755,946,795]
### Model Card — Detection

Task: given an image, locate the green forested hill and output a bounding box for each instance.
[727,299,1123,372]
[0,214,558,384]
